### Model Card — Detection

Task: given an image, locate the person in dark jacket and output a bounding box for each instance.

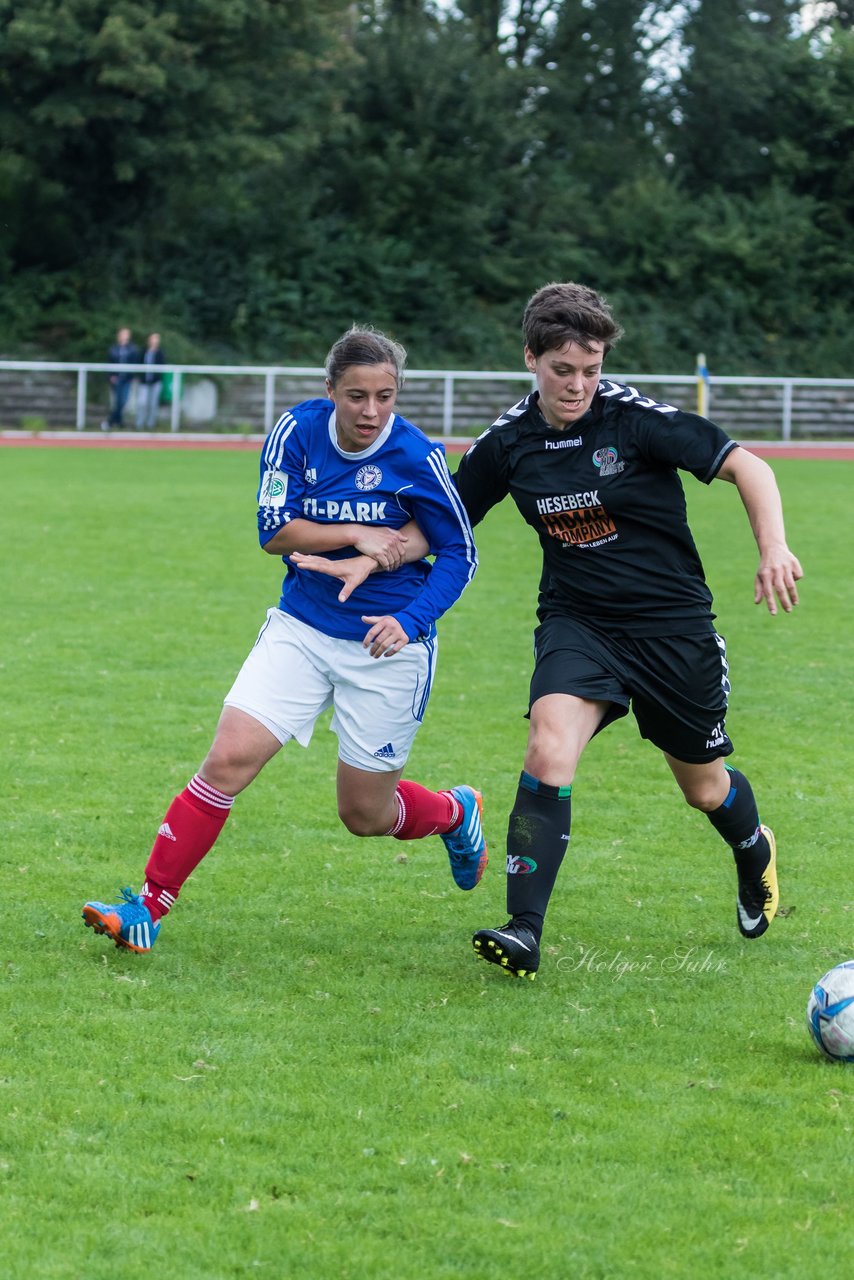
[102,326,140,430]
[135,332,166,430]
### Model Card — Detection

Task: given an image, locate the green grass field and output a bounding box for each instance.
[1,446,852,1279]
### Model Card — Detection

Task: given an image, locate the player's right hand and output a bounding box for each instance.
[753,546,803,615]
[353,526,408,570]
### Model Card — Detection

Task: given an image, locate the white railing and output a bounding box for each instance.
[0,360,540,434]
[2,360,854,440]
[0,361,328,435]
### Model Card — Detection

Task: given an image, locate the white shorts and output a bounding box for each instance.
[224,608,438,772]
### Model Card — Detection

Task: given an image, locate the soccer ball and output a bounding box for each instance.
[806,960,854,1062]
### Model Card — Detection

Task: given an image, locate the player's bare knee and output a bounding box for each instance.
[338,803,384,837]
[199,745,259,796]
[524,732,564,781]
[680,782,725,813]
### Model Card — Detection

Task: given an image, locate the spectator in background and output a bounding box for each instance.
[102,326,140,430]
[135,332,166,431]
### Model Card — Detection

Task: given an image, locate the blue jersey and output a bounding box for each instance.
[257,399,477,642]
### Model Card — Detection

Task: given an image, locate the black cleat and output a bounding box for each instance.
[473,921,540,980]
[736,824,779,939]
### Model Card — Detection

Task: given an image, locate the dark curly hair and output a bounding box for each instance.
[523,282,624,357]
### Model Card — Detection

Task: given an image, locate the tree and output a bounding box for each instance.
[2,0,853,374]
[282,5,567,362]
[0,0,353,350]
[669,0,803,196]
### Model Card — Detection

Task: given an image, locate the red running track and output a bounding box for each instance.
[2,432,853,459]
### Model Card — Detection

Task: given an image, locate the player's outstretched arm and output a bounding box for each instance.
[716,447,803,615]
[262,519,410,570]
[289,552,375,602]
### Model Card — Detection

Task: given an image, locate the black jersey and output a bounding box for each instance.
[454,380,739,636]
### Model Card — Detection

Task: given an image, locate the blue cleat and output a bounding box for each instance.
[82,887,160,954]
[441,786,488,890]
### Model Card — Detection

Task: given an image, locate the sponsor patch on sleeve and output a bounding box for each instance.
[259,468,288,508]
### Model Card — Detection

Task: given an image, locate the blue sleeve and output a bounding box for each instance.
[256,409,308,545]
[392,447,478,642]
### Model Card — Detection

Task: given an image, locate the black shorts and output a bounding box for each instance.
[529,615,734,764]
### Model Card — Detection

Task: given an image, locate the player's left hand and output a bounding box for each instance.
[361,615,409,658]
[289,551,374,601]
[754,546,803,615]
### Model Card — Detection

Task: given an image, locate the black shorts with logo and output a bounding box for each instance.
[529,615,734,764]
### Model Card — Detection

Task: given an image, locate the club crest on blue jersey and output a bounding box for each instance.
[592,446,625,476]
[355,463,383,491]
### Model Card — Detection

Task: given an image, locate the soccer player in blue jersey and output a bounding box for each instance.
[82,327,485,954]
[294,285,803,981]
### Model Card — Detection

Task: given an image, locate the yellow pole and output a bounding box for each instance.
[696,352,709,417]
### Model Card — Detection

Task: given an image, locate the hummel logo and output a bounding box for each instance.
[158,822,177,842]
[373,742,395,759]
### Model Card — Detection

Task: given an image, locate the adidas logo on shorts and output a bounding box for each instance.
[373,742,396,759]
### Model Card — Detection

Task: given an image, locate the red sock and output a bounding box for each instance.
[387,780,461,840]
[142,775,234,920]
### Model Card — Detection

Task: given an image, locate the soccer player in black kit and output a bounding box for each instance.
[456,282,802,978]
[292,282,803,981]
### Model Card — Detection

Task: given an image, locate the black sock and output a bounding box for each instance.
[506,771,572,941]
[706,766,768,876]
